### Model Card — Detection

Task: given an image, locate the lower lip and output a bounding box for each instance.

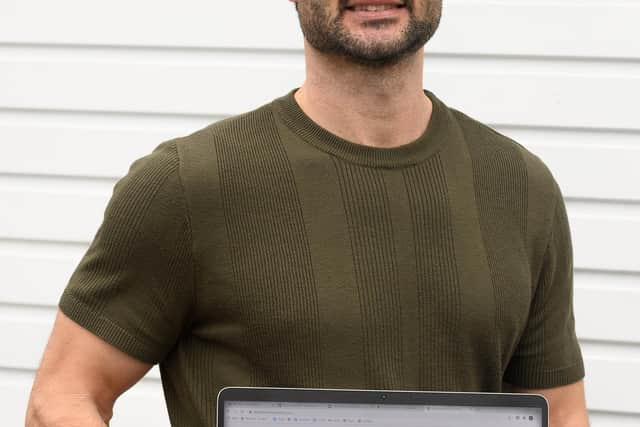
[344,6,407,21]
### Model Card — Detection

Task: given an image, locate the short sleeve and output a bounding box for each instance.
[58,140,195,364]
[503,185,585,388]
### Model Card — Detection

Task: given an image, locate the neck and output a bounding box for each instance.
[294,43,432,149]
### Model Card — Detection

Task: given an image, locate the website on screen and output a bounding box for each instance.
[224,401,542,427]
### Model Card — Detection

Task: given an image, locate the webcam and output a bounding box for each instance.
[381,393,388,400]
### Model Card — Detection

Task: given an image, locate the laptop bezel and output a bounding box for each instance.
[216,386,548,427]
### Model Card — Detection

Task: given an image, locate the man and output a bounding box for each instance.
[26,1,589,426]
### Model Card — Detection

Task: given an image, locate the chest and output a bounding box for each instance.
[194,160,533,385]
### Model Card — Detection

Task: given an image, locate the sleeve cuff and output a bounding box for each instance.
[59,291,165,365]
[503,358,585,389]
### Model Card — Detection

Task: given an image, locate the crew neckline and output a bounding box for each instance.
[272,87,449,168]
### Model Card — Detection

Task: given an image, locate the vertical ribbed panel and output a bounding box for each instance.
[332,160,403,389]
[214,109,322,387]
[464,127,530,375]
[402,154,461,390]
[160,341,202,426]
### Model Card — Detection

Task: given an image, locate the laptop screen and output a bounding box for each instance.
[223,400,542,427]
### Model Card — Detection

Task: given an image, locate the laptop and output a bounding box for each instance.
[217,387,548,427]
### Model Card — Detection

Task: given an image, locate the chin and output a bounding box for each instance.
[349,20,407,37]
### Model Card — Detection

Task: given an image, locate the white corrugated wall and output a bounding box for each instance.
[1,0,638,425]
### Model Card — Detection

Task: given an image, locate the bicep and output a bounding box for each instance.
[31,310,152,418]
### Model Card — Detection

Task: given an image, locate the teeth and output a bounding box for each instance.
[352,4,397,11]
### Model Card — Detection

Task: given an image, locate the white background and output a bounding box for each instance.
[1,0,639,425]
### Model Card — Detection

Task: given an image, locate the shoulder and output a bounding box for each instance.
[446,106,564,264]
[159,101,281,199]
[173,101,277,158]
[449,107,560,201]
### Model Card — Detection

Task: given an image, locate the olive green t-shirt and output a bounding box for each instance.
[59,89,584,426]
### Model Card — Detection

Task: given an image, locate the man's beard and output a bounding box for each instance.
[297,0,441,68]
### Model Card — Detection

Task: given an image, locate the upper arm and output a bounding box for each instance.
[507,380,589,426]
[29,310,152,421]
[29,140,195,423]
[502,182,588,425]
[503,185,585,388]
[58,140,195,364]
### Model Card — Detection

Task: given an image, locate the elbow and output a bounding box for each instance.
[25,387,110,427]
[25,390,50,427]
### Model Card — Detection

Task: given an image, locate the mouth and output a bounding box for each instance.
[344,4,406,12]
[343,0,408,25]
[343,1,408,19]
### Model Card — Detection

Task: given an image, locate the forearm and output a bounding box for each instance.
[506,379,589,427]
[550,407,590,427]
[25,390,110,427]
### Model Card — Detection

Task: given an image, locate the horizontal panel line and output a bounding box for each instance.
[0,172,116,185]
[0,365,162,385]
[0,236,88,245]
[3,41,640,64]
[495,123,640,137]
[0,301,57,313]
[566,196,640,207]
[580,338,640,351]
[491,122,640,136]
[0,41,303,56]
[575,267,640,277]
[431,50,640,65]
[588,409,640,416]
[0,106,222,122]
[0,365,35,376]
[0,237,89,248]
[576,285,640,293]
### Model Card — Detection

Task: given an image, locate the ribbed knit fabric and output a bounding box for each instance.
[59,88,584,427]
